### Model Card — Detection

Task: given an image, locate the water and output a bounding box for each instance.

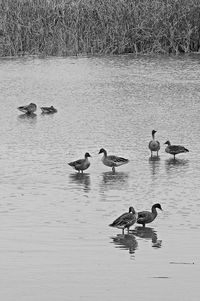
[0,54,200,300]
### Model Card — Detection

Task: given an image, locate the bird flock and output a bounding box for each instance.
[17,102,57,114]
[67,129,189,234]
[17,104,189,235]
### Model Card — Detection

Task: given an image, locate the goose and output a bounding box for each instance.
[68,152,91,173]
[98,148,129,172]
[164,140,189,159]
[17,103,37,114]
[137,203,162,227]
[109,207,138,234]
[149,130,160,157]
[40,106,57,114]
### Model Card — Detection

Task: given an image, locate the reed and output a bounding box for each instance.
[0,0,200,56]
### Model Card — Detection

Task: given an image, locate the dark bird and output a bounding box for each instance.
[164,140,189,159]
[137,203,162,227]
[68,152,91,173]
[40,106,57,114]
[109,207,138,234]
[98,148,129,172]
[17,103,37,114]
[149,130,160,157]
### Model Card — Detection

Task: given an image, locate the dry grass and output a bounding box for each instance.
[0,0,200,56]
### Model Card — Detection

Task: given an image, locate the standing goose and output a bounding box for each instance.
[137,203,162,227]
[149,130,160,157]
[98,148,129,172]
[68,152,91,173]
[17,103,37,114]
[109,207,138,234]
[164,140,189,159]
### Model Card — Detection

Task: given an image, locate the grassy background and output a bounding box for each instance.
[1,0,200,56]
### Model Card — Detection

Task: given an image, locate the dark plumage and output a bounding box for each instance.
[17,103,37,114]
[149,130,160,157]
[109,207,138,234]
[137,203,162,227]
[98,148,129,172]
[68,152,91,173]
[40,106,57,114]
[164,140,189,159]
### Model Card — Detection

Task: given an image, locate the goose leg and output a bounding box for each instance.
[112,166,115,173]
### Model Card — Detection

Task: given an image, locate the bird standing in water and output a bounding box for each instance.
[68,152,91,173]
[149,130,160,157]
[109,207,138,234]
[164,140,189,160]
[137,203,162,227]
[98,148,129,172]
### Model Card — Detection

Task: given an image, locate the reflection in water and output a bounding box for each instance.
[100,171,129,191]
[165,158,189,174]
[69,173,91,192]
[17,113,37,123]
[111,234,138,255]
[148,156,161,176]
[132,226,162,248]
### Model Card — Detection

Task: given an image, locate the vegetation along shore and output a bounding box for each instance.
[1,0,200,57]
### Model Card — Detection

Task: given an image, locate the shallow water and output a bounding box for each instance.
[0,54,200,300]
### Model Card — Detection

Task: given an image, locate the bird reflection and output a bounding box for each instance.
[165,158,189,174]
[131,226,162,248]
[100,171,129,191]
[69,173,91,192]
[17,113,37,122]
[148,156,161,176]
[111,234,138,254]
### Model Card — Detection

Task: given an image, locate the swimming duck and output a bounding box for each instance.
[68,152,91,173]
[164,140,189,159]
[109,207,138,234]
[149,130,160,157]
[17,103,37,114]
[98,148,129,172]
[137,203,162,227]
[40,106,57,114]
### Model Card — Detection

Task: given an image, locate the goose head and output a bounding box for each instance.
[98,148,106,155]
[153,203,163,211]
[164,140,171,146]
[85,152,91,158]
[152,130,157,135]
[129,206,136,214]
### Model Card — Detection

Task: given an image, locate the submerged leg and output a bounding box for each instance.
[112,166,115,173]
[122,228,124,235]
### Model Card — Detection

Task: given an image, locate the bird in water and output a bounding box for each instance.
[164,140,189,160]
[149,130,160,157]
[68,152,91,173]
[137,203,162,227]
[17,103,37,114]
[40,106,57,114]
[98,148,129,172]
[109,207,138,234]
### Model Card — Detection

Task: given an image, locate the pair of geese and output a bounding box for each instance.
[68,130,189,173]
[109,203,163,234]
[18,103,57,114]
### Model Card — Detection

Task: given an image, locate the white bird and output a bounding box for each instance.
[68,152,91,173]
[164,140,189,159]
[98,148,129,172]
[149,130,160,157]
[109,207,138,234]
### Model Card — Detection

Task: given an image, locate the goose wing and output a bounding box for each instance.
[169,145,189,153]
[108,155,129,164]
[68,158,84,167]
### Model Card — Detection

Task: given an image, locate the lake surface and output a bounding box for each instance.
[0,54,200,300]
